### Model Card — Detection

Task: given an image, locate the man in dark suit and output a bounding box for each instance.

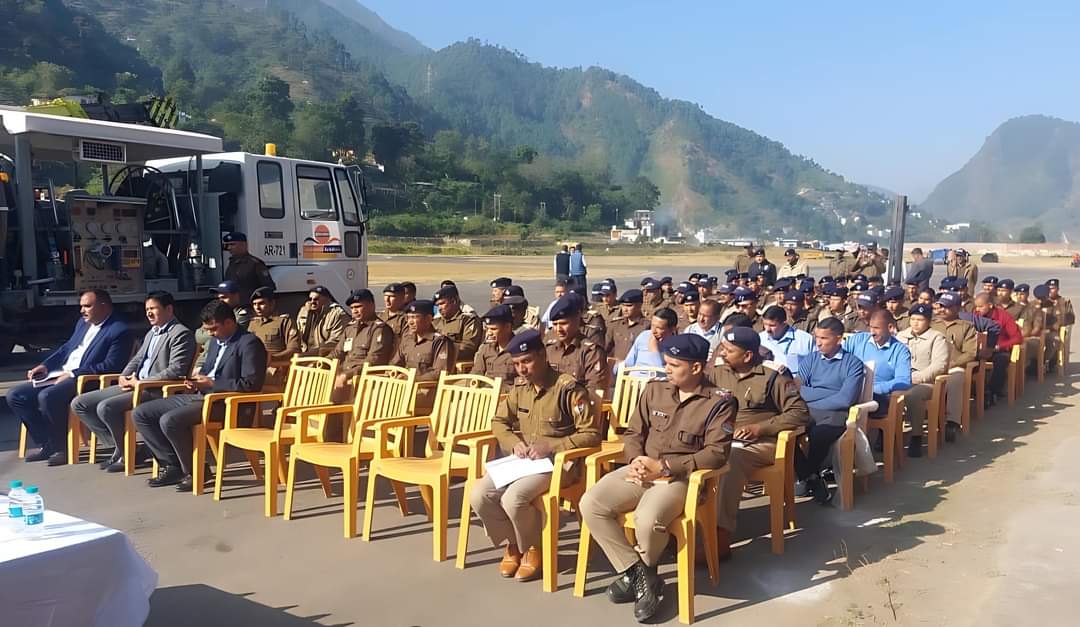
[71,291,196,472]
[133,300,267,490]
[10,289,133,466]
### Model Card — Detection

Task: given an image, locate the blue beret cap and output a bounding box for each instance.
[222,231,247,243]
[937,292,962,308]
[490,277,513,288]
[721,326,761,353]
[345,289,375,305]
[831,286,849,298]
[507,328,544,355]
[799,278,816,293]
[733,287,757,303]
[982,276,999,286]
[383,283,405,294]
[618,289,643,304]
[640,276,655,287]
[1014,283,1030,294]
[820,275,834,285]
[717,283,736,295]
[659,334,710,363]
[724,269,739,279]
[549,296,579,321]
[856,293,877,308]
[212,280,239,294]
[1034,284,1051,299]
[1046,278,1060,288]
[482,304,513,324]
[682,291,701,304]
[433,285,459,301]
[660,276,673,284]
[782,291,802,303]
[998,279,1015,290]
[883,286,905,302]
[910,303,933,318]
[597,283,614,295]
[677,281,693,293]
[643,279,662,291]
[406,299,435,315]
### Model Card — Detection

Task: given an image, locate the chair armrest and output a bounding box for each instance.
[446,429,495,453]
[162,384,188,397]
[600,400,613,415]
[131,379,188,406]
[462,434,500,480]
[372,415,433,459]
[684,465,728,519]
[847,401,878,423]
[76,374,104,394]
[582,446,625,487]
[222,392,282,429]
[98,374,123,387]
[774,427,805,461]
[201,392,237,426]
[549,446,602,493]
[291,403,356,442]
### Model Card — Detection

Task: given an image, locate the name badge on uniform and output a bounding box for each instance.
[651,410,669,419]
[343,338,354,352]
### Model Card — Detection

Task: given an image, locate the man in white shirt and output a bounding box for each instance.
[683,299,723,360]
[11,289,133,465]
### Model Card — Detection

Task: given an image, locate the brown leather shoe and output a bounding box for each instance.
[499,545,522,578]
[514,546,542,582]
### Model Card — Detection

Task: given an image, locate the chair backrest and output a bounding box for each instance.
[351,365,417,433]
[609,365,666,437]
[282,355,339,409]
[976,331,987,356]
[428,372,502,454]
[859,361,876,404]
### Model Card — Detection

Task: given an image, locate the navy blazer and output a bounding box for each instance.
[199,329,267,393]
[42,315,134,378]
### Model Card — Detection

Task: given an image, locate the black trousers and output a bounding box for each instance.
[988,351,1010,396]
[132,394,222,474]
[795,421,847,481]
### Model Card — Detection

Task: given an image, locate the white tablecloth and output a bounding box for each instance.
[0,501,157,627]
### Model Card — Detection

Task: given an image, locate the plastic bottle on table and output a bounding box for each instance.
[22,486,44,536]
[7,480,26,530]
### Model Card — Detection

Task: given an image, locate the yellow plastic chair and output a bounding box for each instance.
[283,365,417,538]
[1058,325,1071,377]
[866,388,908,481]
[972,332,989,421]
[601,365,665,443]
[362,372,502,562]
[573,445,728,625]
[213,356,339,517]
[748,426,805,554]
[1008,343,1022,405]
[924,373,951,459]
[17,375,96,461]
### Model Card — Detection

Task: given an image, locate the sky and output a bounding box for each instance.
[360,1,1080,202]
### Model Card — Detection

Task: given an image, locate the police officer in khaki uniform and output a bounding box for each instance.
[641,279,664,319]
[1045,278,1075,327]
[379,283,409,339]
[1033,284,1062,372]
[997,279,1024,320]
[433,285,482,362]
[247,286,300,390]
[579,334,736,622]
[392,300,456,414]
[329,288,395,399]
[503,285,541,334]
[490,277,513,307]
[195,280,253,369]
[571,287,608,347]
[783,291,816,334]
[705,326,808,548]
[1011,284,1045,373]
[732,288,765,333]
[828,249,852,280]
[932,292,978,425]
[606,289,647,361]
[593,283,619,323]
[679,290,701,331]
[222,231,275,308]
[296,286,349,357]
[735,243,755,274]
[883,286,910,331]
[470,328,599,582]
[472,305,518,390]
[545,296,609,392]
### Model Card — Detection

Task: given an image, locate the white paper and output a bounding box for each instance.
[484,454,555,489]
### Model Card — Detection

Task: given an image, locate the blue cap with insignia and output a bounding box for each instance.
[406,299,435,315]
[733,287,757,303]
[1034,284,1051,299]
[1046,278,1060,288]
[643,279,662,291]
[482,304,513,324]
[1014,283,1030,294]
[549,296,579,321]
[211,280,239,294]
[782,291,802,303]
[883,286,905,302]
[936,292,962,308]
[618,289,644,304]
[998,278,1015,290]
[717,283,736,295]
[659,334,710,362]
[490,277,513,288]
[222,231,247,243]
[346,289,375,305]
[910,303,933,318]
[721,326,760,352]
[683,290,701,304]
[508,328,545,355]
[856,293,877,309]
[982,276,999,287]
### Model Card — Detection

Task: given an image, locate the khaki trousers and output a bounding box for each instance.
[718,441,776,533]
[944,370,965,425]
[579,465,688,572]
[470,472,552,550]
[904,382,935,433]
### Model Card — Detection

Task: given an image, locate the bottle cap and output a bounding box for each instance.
[9,480,22,488]
[25,486,38,494]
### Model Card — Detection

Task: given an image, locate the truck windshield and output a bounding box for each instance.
[296,165,337,221]
[335,168,362,226]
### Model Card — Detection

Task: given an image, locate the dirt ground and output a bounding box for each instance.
[1,256,1079,626]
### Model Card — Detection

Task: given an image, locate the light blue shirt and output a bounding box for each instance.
[206,333,236,381]
[759,325,815,376]
[624,330,665,369]
[683,321,722,359]
[137,320,174,379]
[842,332,912,396]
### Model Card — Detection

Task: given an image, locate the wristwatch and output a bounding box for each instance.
[659,459,672,478]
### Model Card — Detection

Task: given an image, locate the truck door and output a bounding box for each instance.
[251,159,297,265]
[293,164,343,262]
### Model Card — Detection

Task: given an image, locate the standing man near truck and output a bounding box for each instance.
[223,232,275,308]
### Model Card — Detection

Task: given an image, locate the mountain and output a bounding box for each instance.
[921,115,1080,241]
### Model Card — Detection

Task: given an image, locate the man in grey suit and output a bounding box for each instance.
[133,300,267,491]
[71,291,196,472]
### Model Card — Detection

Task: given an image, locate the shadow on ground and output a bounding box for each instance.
[146,584,353,627]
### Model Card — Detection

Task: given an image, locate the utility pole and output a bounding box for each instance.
[888,194,908,284]
[493,193,502,222]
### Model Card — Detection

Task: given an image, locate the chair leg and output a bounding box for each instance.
[1007,364,1016,406]
[283,454,299,521]
[18,424,27,458]
[699,513,720,584]
[88,433,98,464]
[315,465,333,498]
[894,416,906,469]
[674,524,695,625]
[840,437,855,512]
[928,403,939,458]
[343,459,359,539]
[361,466,379,541]
[432,476,450,562]
[975,370,986,420]
[541,495,559,592]
[455,479,475,569]
[573,520,592,598]
[243,450,264,481]
[67,411,80,464]
[767,476,784,555]
[192,425,207,496]
[783,467,797,531]
[392,481,410,516]
[419,484,434,521]
[213,439,228,501]
[882,421,895,483]
[124,413,136,476]
[264,443,279,518]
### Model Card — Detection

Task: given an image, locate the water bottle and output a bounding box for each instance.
[7,480,26,529]
[22,486,44,536]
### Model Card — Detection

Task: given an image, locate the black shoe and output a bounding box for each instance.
[134,444,152,467]
[148,465,184,487]
[176,474,200,492]
[807,474,833,505]
[47,451,68,466]
[871,432,884,453]
[99,451,121,470]
[632,563,664,623]
[606,569,636,604]
[820,468,836,485]
[25,446,54,463]
[944,422,960,443]
[907,436,923,458]
[106,459,127,473]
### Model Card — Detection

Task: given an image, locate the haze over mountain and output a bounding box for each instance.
[920,115,1080,241]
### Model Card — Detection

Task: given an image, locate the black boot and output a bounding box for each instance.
[944,422,960,443]
[606,568,636,604]
[806,473,834,505]
[632,562,663,623]
[907,435,923,458]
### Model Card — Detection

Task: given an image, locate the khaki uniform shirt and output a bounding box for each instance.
[1049,296,1075,330]
[545,335,609,391]
[778,260,810,279]
[379,309,409,339]
[705,361,808,437]
[606,315,648,361]
[224,252,275,306]
[594,303,619,324]
[931,318,978,369]
[829,256,854,278]
[621,379,737,478]
[1019,302,1045,337]
[392,331,455,382]
[789,311,816,334]
[853,255,885,278]
[248,314,300,364]
[433,309,482,362]
[897,327,949,384]
[492,370,600,457]
[1004,301,1026,323]
[582,310,607,347]
[471,341,516,391]
[641,293,664,319]
[297,303,349,357]
[891,308,911,332]
[331,317,396,377]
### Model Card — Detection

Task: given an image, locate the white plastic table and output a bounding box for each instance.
[0,503,157,627]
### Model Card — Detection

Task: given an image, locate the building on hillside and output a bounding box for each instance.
[610,209,654,242]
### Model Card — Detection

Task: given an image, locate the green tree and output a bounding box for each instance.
[1019,223,1046,243]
